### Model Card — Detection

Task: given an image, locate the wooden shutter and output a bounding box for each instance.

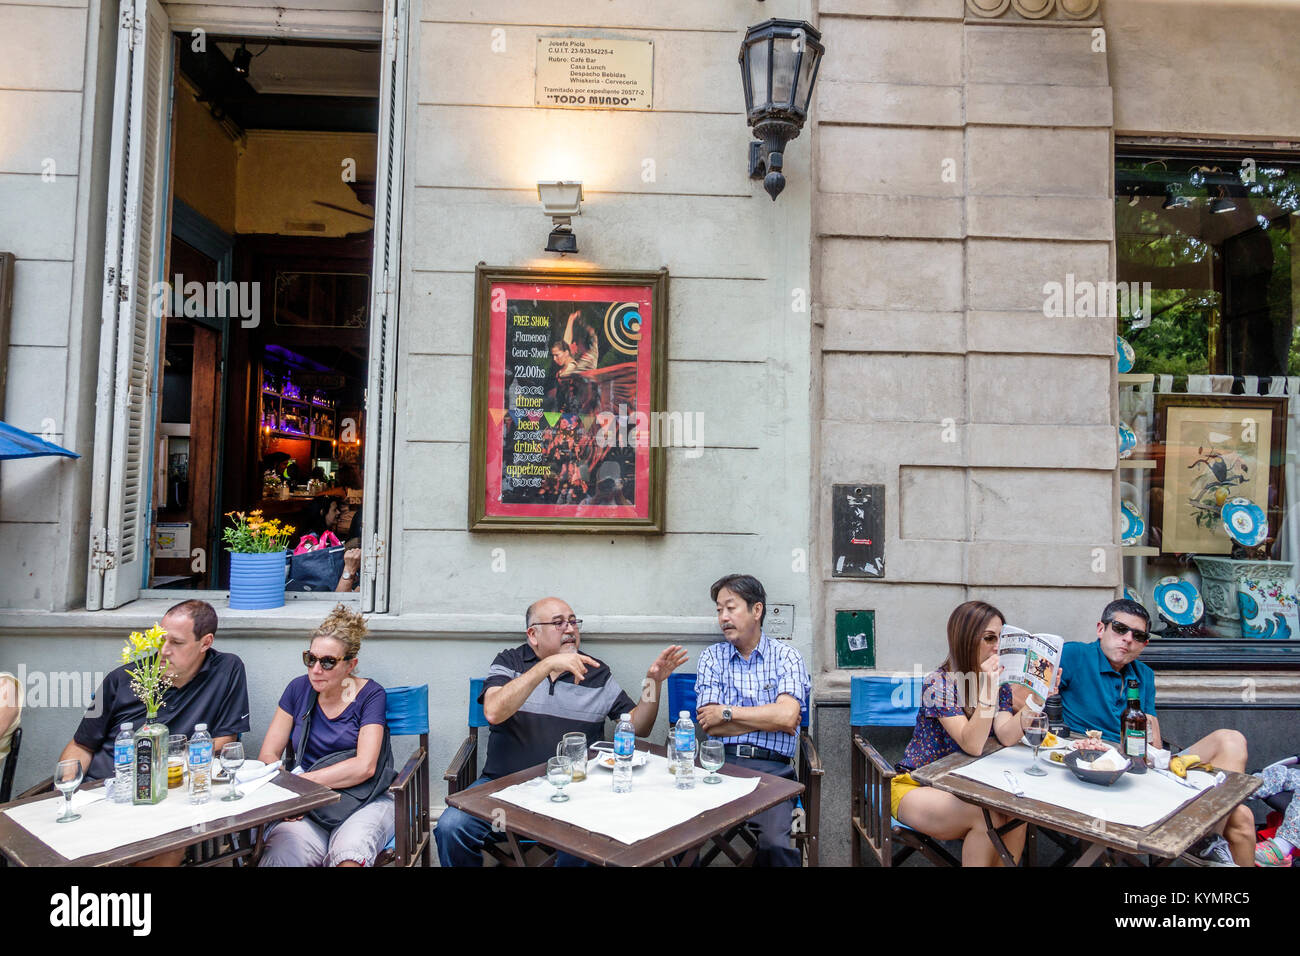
[360,0,409,613]
[86,0,173,609]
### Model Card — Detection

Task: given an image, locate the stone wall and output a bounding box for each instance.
[813,0,1118,689]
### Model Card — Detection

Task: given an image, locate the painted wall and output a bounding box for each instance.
[0,0,109,613]
[392,0,815,649]
[171,75,237,234]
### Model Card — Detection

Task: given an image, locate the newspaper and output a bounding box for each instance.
[998,625,1064,702]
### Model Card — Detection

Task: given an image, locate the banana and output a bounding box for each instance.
[1170,754,1203,778]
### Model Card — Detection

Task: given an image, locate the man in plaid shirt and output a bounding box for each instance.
[695,573,810,866]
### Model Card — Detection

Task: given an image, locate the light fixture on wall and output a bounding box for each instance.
[739,18,825,200]
[232,44,253,76]
[537,181,584,254]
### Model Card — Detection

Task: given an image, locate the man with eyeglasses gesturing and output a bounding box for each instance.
[434,595,688,867]
[1058,598,1254,865]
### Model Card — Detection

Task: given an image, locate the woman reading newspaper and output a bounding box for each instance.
[892,601,1061,866]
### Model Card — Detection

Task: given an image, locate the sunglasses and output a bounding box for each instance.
[303,651,354,670]
[1106,620,1150,643]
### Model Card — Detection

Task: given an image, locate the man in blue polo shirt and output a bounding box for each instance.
[58,599,250,783]
[1059,598,1254,865]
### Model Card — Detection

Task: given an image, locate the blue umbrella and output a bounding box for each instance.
[0,421,79,460]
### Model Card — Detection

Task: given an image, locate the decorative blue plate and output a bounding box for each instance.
[1120,500,1144,545]
[1124,586,1142,605]
[1117,336,1135,374]
[1118,422,1136,459]
[1221,497,1267,547]
[1153,576,1204,626]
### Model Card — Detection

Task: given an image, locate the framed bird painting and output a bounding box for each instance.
[1152,394,1286,555]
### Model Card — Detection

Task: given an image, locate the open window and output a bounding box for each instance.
[86,0,407,612]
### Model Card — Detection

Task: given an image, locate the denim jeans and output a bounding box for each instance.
[435,776,588,867]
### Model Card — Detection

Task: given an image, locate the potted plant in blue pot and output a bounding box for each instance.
[224,510,294,609]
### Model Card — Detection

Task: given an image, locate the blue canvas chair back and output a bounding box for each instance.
[467,677,489,730]
[385,684,430,736]
[667,672,810,729]
[850,674,923,728]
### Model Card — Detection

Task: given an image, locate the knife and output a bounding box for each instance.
[1003,770,1026,797]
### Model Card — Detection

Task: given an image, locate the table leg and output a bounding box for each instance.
[505,831,530,867]
[666,845,701,867]
[980,808,1023,867]
[1073,842,1107,867]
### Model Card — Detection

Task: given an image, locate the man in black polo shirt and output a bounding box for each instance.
[435,595,687,867]
[58,599,250,783]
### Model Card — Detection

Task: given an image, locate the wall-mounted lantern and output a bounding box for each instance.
[537,181,584,254]
[739,18,824,200]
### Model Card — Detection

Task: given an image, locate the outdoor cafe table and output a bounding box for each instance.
[911,741,1261,866]
[0,772,338,867]
[444,744,805,866]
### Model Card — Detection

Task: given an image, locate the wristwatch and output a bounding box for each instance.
[722,707,733,722]
[341,570,354,580]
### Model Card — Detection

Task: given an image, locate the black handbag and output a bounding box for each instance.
[286,545,347,592]
[293,690,395,831]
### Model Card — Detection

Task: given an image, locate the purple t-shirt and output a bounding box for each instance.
[278,674,387,767]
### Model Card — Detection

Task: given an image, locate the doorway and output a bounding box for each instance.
[150,35,381,590]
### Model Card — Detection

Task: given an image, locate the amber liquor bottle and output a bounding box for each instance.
[1120,679,1148,773]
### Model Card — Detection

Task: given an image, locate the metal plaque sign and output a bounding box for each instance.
[536,37,653,110]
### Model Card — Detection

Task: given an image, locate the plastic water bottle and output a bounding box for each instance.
[112,723,134,804]
[188,723,214,804]
[612,713,635,793]
[674,711,696,790]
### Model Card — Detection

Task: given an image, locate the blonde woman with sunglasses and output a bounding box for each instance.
[258,604,394,866]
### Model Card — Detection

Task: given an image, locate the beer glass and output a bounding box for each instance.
[546,756,573,802]
[168,734,188,789]
[556,732,587,782]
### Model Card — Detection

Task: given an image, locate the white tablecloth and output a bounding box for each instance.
[950,747,1217,829]
[493,752,762,845]
[4,775,293,861]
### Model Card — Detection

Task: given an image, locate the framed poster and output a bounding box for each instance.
[468,265,668,532]
[1152,394,1286,554]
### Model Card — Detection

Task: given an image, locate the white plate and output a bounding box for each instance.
[1020,733,1069,750]
[593,751,649,770]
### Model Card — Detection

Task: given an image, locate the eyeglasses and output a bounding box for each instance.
[1105,620,1149,643]
[530,617,583,630]
[303,651,354,670]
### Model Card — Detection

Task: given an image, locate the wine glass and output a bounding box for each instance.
[54,759,84,823]
[1024,713,1049,777]
[700,740,725,784]
[546,756,573,803]
[220,742,245,801]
